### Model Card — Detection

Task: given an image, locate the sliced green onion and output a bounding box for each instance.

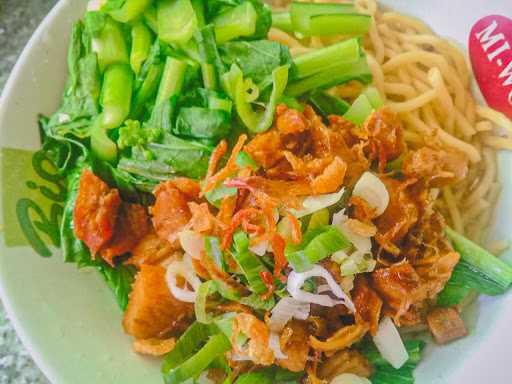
[195,281,218,324]
[236,151,259,171]
[157,0,198,45]
[285,57,371,97]
[162,322,213,372]
[232,231,269,294]
[239,292,276,311]
[307,208,330,231]
[163,334,231,384]
[286,225,351,272]
[205,236,226,271]
[293,38,361,79]
[343,94,374,125]
[214,2,257,44]
[205,183,238,208]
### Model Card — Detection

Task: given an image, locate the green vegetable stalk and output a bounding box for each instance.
[90,16,129,72]
[156,57,188,106]
[293,38,361,79]
[130,21,153,75]
[157,0,198,45]
[214,2,258,43]
[286,56,372,96]
[100,63,134,130]
[104,0,152,23]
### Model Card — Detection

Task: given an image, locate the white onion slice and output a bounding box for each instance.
[165,254,201,303]
[287,265,355,312]
[332,210,372,253]
[373,317,409,369]
[352,172,389,216]
[290,188,345,218]
[178,230,205,259]
[269,332,288,360]
[268,297,311,332]
[230,353,252,361]
[330,373,372,384]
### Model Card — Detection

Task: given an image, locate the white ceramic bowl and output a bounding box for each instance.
[1,1,511,383]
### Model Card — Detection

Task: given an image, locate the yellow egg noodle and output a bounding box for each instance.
[269,0,512,250]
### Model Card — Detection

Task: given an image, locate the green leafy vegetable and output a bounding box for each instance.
[45,21,100,139]
[60,167,135,310]
[146,133,213,179]
[205,236,227,271]
[219,40,292,91]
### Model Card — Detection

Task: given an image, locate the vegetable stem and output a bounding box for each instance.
[214,2,258,43]
[156,56,187,106]
[106,0,152,23]
[91,16,129,72]
[446,227,512,292]
[157,0,198,45]
[285,56,372,96]
[130,21,153,75]
[272,11,293,33]
[100,63,134,130]
[293,38,361,79]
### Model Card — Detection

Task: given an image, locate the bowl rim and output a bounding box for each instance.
[1,1,512,384]
[0,1,68,382]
